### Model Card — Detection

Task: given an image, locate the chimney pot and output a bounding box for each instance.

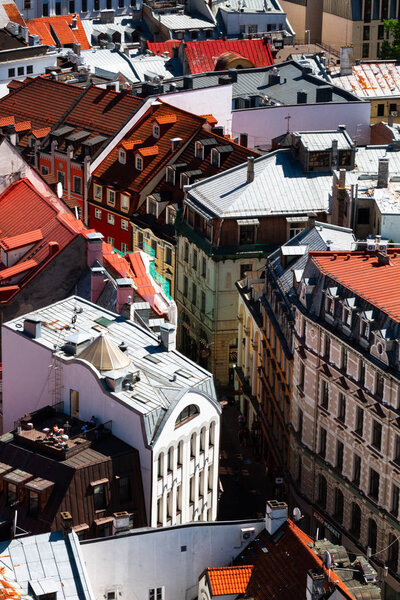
[160,322,176,351]
[247,156,255,183]
[377,157,389,188]
[265,500,288,535]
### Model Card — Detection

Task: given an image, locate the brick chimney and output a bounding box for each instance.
[86,232,104,267]
[265,500,288,535]
[116,278,134,314]
[378,157,389,188]
[90,266,106,303]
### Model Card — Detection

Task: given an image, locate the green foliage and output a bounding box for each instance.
[378,20,400,59]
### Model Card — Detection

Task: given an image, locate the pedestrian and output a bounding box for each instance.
[238,414,245,428]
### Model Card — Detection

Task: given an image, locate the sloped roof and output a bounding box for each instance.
[77,331,131,372]
[309,249,400,322]
[3,2,25,26]
[148,39,273,74]
[207,566,253,595]
[26,14,90,49]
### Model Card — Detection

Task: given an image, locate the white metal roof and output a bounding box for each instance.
[157,12,216,30]
[298,130,353,151]
[331,61,400,98]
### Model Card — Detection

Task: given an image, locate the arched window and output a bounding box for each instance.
[351,503,361,539]
[167,447,174,472]
[317,474,327,509]
[388,533,399,572]
[190,433,196,458]
[334,488,344,524]
[175,404,199,428]
[157,454,164,479]
[200,427,206,452]
[209,422,215,446]
[368,518,377,555]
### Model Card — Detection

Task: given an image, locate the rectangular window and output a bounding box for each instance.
[336,440,344,473]
[192,249,198,270]
[121,243,129,253]
[7,483,17,506]
[55,1,61,13]
[338,394,346,422]
[82,0,87,9]
[362,42,369,58]
[240,263,252,279]
[183,275,188,297]
[201,257,206,278]
[395,435,400,464]
[148,199,157,217]
[372,420,382,451]
[192,283,197,306]
[165,247,172,266]
[121,219,129,231]
[57,171,65,188]
[95,208,102,220]
[17,67,24,76]
[355,406,364,436]
[342,347,348,371]
[392,485,400,517]
[73,176,82,195]
[26,65,33,75]
[390,103,397,113]
[137,231,143,249]
[119,476,131,504]
[378,24,385,39]
[107,213,115,225]
[69,0,75,10]
[166,207,176,225]
[151,240,157,259]
[184,242,189,263]
[149,588,164,600]
[319,427,327,459]
[121,194,129,211]
[94,184,102,200]
[353,454,361,486]
[41,165,49,175]
[377,104,385,117]
[376,373,384,397]
[93,484,106,510]
[321,380,329,409]
[369,468,380,501]
[363,25,370,40]
[24,0,31,8]
[107,236,114,246]
[107,189,116,206]
[201,291,206,313]
[239,225,256,245]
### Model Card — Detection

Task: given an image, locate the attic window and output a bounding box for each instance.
[195,141,204,160]
[147,197,158,217]
[144,354,161,364]
[166,166,175,185]
[210,148,219,168]
[171,137,182,151]
[119,148,126,164]
[94,316,114,327]
[136,155,143,171]
[153,123,160,139]
[175,404,199,428]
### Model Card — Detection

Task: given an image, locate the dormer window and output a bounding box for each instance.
[342,298,356,328]
[211,148,219,168]
[147,196,158,218]
[136,155,143,171]
[180,173,190,189]
[119,148,126,164]
[325,287,338,315]
[195,141,204,160]
[171,137,182,151]
[153,123,160,139]
[360,310,374,339]
[166,166,175,185]
[166,206,176,225]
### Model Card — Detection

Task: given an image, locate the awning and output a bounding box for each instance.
[237,219,260,226]
[90,478,109,487]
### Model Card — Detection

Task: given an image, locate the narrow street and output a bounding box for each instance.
[217,404,276,521]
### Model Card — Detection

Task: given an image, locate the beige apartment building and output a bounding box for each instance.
[290,246,400,596]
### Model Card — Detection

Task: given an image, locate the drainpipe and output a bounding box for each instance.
[67,144,73,204]
[83,155,91,227]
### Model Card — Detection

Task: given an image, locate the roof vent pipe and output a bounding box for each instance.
[247,156,255,183]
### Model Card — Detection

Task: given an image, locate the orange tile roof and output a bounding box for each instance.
[207,566,253,596]
[26,15,90,50]
[201,114,218,125]
[0,229,43,250]
[14,120,30,132]
[0,116,14,127]
[154,114,177,125]
[138,145,159,157]
[0,259,37,281]
[3,3,25,26]
[310,249,400,322]
[121,139,143,150]
[32,127,50,138]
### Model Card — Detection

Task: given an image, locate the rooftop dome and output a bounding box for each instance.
[214,51,254,71]
[77,332,131,372]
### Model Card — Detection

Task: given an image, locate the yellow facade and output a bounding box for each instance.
[132,224,176,298]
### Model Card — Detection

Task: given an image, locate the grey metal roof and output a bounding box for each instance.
[219,0,282,12]
[268,221,356,293]
[298,129,353,151]
[186,149,333,218]
[157,12,216,30]
[4,297,218,442]
[0,531,93,600]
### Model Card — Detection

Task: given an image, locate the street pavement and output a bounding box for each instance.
[217,404,276,521]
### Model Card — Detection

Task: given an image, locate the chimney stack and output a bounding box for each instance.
[23,316,42,339]
[377,157,389,188]
[90,266,106,303]
[306,570,325,600]
[307,212,317,229]
[247,156,255,183]
[340,46,354,77]
[160,323,176,351]
[388,112,395,127]
[331,139,338,166]
[116,278,134,314]
[265,500,288,535]
[86,231,104,267]
[338,168,346,189]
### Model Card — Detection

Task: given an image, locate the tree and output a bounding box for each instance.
[378,19,400,59]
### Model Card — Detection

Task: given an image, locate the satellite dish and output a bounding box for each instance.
[293,507,302,522]
[322,551,332,569]
[57,181,63,198]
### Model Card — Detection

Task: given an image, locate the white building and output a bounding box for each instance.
[2,295,221,528]
[216,0,294,42]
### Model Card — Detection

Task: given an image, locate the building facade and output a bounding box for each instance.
[290,247,400,596]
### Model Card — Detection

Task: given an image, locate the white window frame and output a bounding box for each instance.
[166,166,175,185]
[210,148,220,168]
[195,141,204,160]
[107,236,114,246]
[107,189,116,206]
[119,148,126,164]
[94,184,102,200]
[147,197,158,218]
[166,206,176,225]
[153,123,160,139]
[136,155,143,171]
[121,242,129,253]
[95,208,102,219]
[121,194,130,212]
[121,219,129,231]
[107,213,115,225]
[342,305,352,327]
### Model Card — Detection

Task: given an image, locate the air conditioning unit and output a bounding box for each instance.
[378,241,388,252]
[240,527,256,544]
[367,241,376,252]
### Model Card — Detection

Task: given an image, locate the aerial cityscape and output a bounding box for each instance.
[0,0,399,598]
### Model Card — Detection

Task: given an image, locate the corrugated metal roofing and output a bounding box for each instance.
[157,12,216,32]
[331,61,400,98]
[186,149,332,218]
[299,130,353,151]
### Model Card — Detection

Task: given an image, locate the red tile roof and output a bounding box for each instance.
[0,229,43,250]
[207,566,253,596]
[14,120,31,132]
[138,145,159,156]
[0,77,82,144]
[32,127,51,139]
[26,15,90,50]
[3,3,25,26]
[121,139,142,150]
[201,114,218,125]
[0,178,85,303]
[310,250,400,322]
[0,116,14,127]
[148,39,274,74]
[238,522,351,600]
[147,39,180,56]
[154,114,177,125]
